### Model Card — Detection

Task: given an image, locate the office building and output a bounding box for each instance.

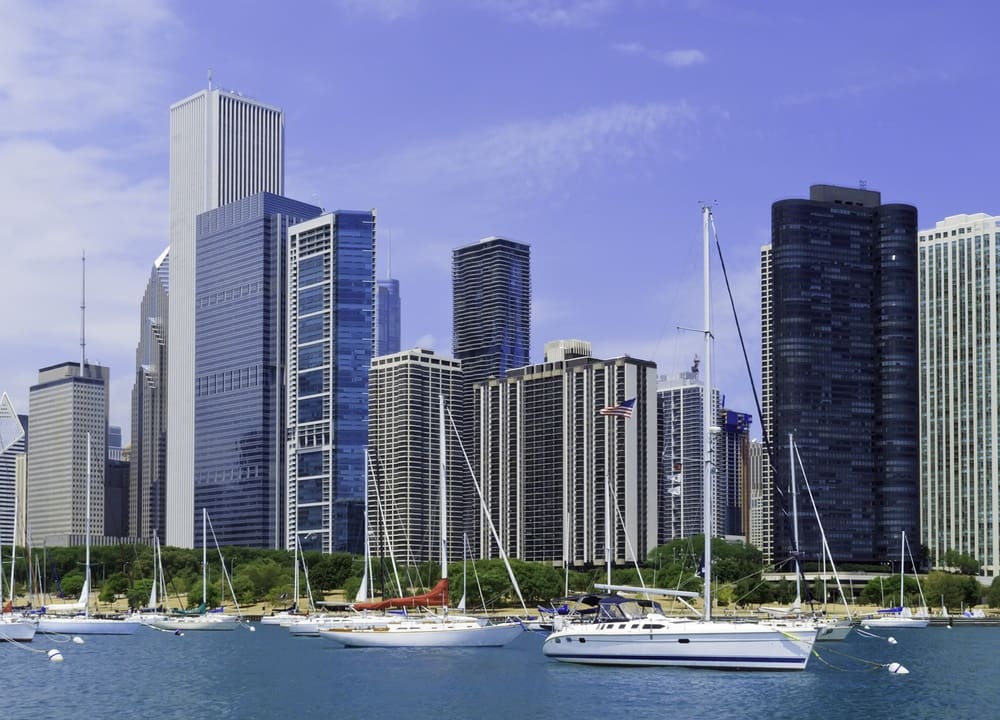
[0,393,26,546]
[194,193,320,548]
[286,210,376,554]
[919,213,1000,577]
[27,362,110,545]
[764,184,919,567]
[717,409,752,539]
[452,236,530,389]
[129,248,169,542]
[376,278,401,356]
[368,348,466,564]
[474,340,658,566]
[167,87,284,547]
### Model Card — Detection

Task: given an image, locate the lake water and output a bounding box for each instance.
[7,624,997,720]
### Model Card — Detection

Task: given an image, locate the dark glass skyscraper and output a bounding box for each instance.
[194,192,321,548]
[452,236,531,388]
[376,278,401,356]
[764,184,919,568]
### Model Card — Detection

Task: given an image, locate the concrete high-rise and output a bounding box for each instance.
[27,362,109,545]
[286,211,375,554]
[167,87,284,548]
[919,213,1000,577]
[452,236,530,389]
[474,340,658,566]
[0,393,26,546]
[764,184,919,567]
[368,348,466,564]
[129,248,169,542]
[195,193,320,549]
[376,278,401,356]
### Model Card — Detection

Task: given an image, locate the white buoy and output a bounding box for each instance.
[887,662,909,674]
[72,636,85,644]
[888,637,897,645]
[249,625,256,632]
[47,649,65,663]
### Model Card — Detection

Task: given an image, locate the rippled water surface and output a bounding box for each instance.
[7,624,996,720]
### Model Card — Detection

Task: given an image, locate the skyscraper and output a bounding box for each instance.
[376,278,401,356]
[764,184,919,567]
[919,213,1000,578]
[195,193,320,548]
[286,210,376,554]
[27,362,109,545]
[167,87,284,548]
[655,363,721,545]
[452,236,530,389]
[129,248,169,542]
[368,348,466,564]
[0,393,26,546]
[474,340,658,566]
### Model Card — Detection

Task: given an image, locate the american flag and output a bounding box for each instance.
[599,398,635,418]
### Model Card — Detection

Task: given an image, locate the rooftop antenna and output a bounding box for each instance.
[859,179,867,190]
[208,67,213,91]
[80,250,87,375]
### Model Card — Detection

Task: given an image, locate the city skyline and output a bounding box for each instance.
[2,1,998,443]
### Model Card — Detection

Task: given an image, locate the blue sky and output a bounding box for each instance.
[1,0,996,443]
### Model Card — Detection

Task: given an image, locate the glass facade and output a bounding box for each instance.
[767,185,919,567]
[376,279,401,356]
[452,237,531,389]
[286,211,376,554]
[194,193,321,548]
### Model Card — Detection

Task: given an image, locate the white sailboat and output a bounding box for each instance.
[0,422,36,642]
[322,396,523,648]
[863,531,929,628]
[542,206,817,669]
[147,509,239,632]
[37,433,140,635]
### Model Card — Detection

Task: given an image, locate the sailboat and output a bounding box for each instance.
[0,437,37,641]
[863,531,929,628]
[759,435,854,641]
[147,509,240,632]
[542,206,817,669]
[322,396,523,648]
[37,433,140,635]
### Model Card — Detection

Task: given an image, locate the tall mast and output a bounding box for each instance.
[789,434,801,607]
[202,508,207,608]
[439,394,447,582]
[702,205,713,622]
[85,432,92,618]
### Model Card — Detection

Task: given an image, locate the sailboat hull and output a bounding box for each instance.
[862,616,929,629]
[146,614,239,632]
[324,619,524,648]
[37,617,141,635]
[0,617,37,641]
[542,619,816,670]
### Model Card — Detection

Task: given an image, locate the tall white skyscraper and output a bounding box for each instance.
[166,88,284,547]
[919,213,1000,578]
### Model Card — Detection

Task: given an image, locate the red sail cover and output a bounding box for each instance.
[352,578,449,611]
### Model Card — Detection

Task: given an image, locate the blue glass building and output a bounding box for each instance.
[194,193,321,548]
[286,210,375,554]
[376,278,401,356]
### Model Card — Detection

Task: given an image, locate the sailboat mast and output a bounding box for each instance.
[85,432,92,618]
[202,508,207,607]
[900,531,905,607]
[439,394,447,582]
[789,434,801,606]
[701,204,713,622]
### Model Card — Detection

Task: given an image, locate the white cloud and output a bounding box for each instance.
[382,101,696,197]
[335,0,423,21]
[612,41,707,68]
[477,0,617,27]
[0,0,175,134]
[0,1,175,440]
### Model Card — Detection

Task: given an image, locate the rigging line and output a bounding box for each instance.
[710,217,781,497]
[604,474,647,589]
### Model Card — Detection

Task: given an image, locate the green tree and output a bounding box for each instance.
[941,550,981,576]
[924,571,980,611]
[987,577,1000,609]
[128,579,153,611]
[99,572,130,603]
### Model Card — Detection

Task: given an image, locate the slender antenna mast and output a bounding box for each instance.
[80,250,87,374]
[208,67,213,91]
